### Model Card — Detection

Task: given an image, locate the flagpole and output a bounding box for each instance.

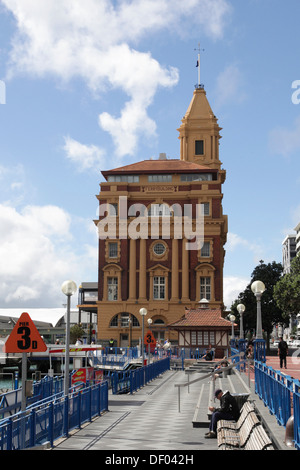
[195,43,204,88]
[198,52,201,87]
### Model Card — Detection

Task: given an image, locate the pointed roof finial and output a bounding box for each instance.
[194,42,205,89]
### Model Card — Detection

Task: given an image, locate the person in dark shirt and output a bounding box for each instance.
[278,337,288,369]
[205,389,240,439]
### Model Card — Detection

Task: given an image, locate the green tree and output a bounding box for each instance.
[231,260,286,347]
[70,324,86,344]
[274,255,300,316]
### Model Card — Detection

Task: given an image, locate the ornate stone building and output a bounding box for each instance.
[91,85,228,347]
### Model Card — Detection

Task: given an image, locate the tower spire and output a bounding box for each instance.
[195,43,205,89]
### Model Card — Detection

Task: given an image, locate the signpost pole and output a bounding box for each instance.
[21,352,27,411]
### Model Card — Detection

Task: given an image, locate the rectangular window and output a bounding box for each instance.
[191,331,197,345]
[209,332,215,346]
[83,291,98,302]
[180,173,212,182]
[121,313,130,327]
[153,276,166,300]
[201,202,210,216]
[195,140,204,155]
[148,174,172,182]
[108,242,118,258]
[107,277,118,301]
[148,204,172,217]
[201,242,210,257]
[203,331,209,345]
[200,277,211,300]
[197,331,203,345]
[107,175,139,183]
[108,203,118,216]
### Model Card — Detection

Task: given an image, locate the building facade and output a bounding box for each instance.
[295,222,300,256]
[282,235,297,274]
[92,86,228,347]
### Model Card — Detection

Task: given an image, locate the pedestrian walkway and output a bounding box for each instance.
[52,370,218,451]
[51,364,294,452]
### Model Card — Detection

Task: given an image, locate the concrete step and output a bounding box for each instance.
[192,370,251,428]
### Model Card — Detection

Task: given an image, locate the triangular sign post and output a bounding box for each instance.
[144,330,156,351]
[3,312,47,353]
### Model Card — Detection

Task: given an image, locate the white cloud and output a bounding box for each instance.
[223,276,248,309]
[63,136,107,172]
[269,116,300,157]
[226,232,262,260]
[0,163,32,205]
[214,64,246,109]
[0,203,96,307]
[2,0,231,162]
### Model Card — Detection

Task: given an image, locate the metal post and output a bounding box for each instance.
[21,353,27,411]
[142,315,145,367]
[64,294,71,396]
[256,293,263,339]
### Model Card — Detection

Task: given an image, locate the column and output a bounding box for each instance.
[129,238,136,300]
[139,238,147,301]
[181,238,189,301]
[171,238,179,301]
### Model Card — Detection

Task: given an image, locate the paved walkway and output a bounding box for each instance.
[52,370,218,452]
[51,361,297,452]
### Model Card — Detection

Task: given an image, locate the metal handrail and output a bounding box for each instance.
[174,352,245,412]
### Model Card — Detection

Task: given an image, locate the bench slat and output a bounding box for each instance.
[217,401,274,451]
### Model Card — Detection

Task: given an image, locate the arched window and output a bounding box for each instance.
[109,313,140,328]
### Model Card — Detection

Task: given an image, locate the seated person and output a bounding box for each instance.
[214,357,229,377]
[202,346,214,361]
[205,389,240,439]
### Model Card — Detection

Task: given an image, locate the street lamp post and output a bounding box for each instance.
[139,308,147,366]
[61,280,77,396]
[229,314,236,340]
[251,280,265,340]
[237,304,246,339]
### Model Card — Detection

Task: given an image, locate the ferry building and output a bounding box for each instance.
[80,84,228,350]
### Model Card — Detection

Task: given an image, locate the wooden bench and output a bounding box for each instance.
[217,401,274,450]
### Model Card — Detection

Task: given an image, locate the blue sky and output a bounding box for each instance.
[0,0,300,315]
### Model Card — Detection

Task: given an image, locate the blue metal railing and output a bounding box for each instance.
[0,381,108,450]
[254,360,300,450]
[111,357,171,394]
[0,375,64,418]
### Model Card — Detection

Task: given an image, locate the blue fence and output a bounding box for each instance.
[0,375,65,418]
[255,360,300,450]
[0,381,108,450]
[230,340,300,450]
[111,357,170,394]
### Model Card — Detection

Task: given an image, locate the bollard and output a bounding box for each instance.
[284,415,294,447]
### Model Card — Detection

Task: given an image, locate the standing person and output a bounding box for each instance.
[205,389,240,439]
[278,337,288,369]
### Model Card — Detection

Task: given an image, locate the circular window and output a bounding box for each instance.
[153,242,166,256]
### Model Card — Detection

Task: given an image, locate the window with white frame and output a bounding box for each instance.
[153,276,166,300]
[200,277,211,300]
[107,277,118,301]
[148,204,172,217]
[148,174,172,182]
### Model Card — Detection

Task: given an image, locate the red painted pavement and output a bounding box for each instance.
[265,353,300,382]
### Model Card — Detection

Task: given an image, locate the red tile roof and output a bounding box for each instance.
[168,308,232,329]
[102,159,215,176]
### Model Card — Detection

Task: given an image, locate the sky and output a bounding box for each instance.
[0,0,300,321]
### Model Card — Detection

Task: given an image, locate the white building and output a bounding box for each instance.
[295,222,300,256]
[282,234,297,274]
